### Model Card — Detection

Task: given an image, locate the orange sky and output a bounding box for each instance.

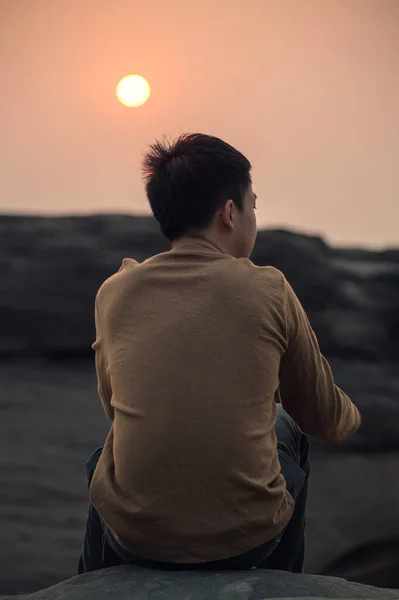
[1,0,398,247]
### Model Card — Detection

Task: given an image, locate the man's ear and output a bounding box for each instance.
[221,199,235,231]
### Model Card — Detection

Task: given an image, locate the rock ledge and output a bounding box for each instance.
[2,565,398,600]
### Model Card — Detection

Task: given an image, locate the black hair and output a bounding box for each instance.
[142,133,252,241]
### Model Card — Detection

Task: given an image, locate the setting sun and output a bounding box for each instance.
[116,74,151,107]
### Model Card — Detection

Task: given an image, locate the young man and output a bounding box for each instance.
[78,134,361,575]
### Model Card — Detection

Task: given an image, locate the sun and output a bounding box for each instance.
[116,74,151,107]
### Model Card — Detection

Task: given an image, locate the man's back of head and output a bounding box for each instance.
[142,133,258,259]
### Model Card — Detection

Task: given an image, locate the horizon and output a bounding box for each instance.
[1,0,399,248]
[1,210,398,251]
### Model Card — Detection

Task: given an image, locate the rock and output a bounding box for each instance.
[251,229,336,313]
[0,215,167,357]
[2,214,399,453]
[320,539,399,589]
[1,215,398,362]
[1,565,398,600]
[324,359,399,452]
[1,361,399,594]
[306,452,399,580]
[2,216,399,592]
[252,230,399,362]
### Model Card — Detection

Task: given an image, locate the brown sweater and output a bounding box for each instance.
[90,242,361,563]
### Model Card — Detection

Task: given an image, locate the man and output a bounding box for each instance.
[78,133,361,575]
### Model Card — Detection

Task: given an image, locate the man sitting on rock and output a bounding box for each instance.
[78,133,361,575]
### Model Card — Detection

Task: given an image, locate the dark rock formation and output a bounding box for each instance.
[321,539,399,589]
[1,215,398,362]
[1,215,399,455]
[1,565,399,600]
[1,215,399,593]
[1,360,399,594]
[252,231,399,363]
[0,215,168,357]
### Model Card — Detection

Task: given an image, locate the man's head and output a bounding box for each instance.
[142,133,257,258]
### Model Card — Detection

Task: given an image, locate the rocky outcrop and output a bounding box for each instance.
[252,231,399,363]
[1,215,399,593]
[0,215,167,357]
[1,565,398,600]
[1,215,398,362]
[2,215,399,455]
[1,360,399,594]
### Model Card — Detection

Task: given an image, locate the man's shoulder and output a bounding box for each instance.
[225,260,287,308]
[236,259,285,287]
[96,258,139,304]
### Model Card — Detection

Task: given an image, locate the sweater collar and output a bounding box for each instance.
[171,238,228,256]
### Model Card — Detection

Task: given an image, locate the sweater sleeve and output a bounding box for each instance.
[278,277,361,442]
[92,300,114,421]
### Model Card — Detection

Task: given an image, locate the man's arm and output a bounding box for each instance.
[278,277,361,442]
[92,300,114,421]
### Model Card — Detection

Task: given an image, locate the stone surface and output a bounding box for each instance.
[1,215,399,455]
[1,565,399,600]
[1,215,398,362]
[0,215,168,357]
[1,215,399,593]
[1,361,399,594]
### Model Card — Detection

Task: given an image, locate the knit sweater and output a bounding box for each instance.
[89,242,361,563]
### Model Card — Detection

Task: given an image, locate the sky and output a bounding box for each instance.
[1,0,399,247]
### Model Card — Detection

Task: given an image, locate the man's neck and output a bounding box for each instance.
[171,234,229,256]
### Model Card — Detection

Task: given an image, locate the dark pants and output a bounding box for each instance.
[78,404,310,574]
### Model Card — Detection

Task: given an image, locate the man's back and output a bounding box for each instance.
[89,242,360,564]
